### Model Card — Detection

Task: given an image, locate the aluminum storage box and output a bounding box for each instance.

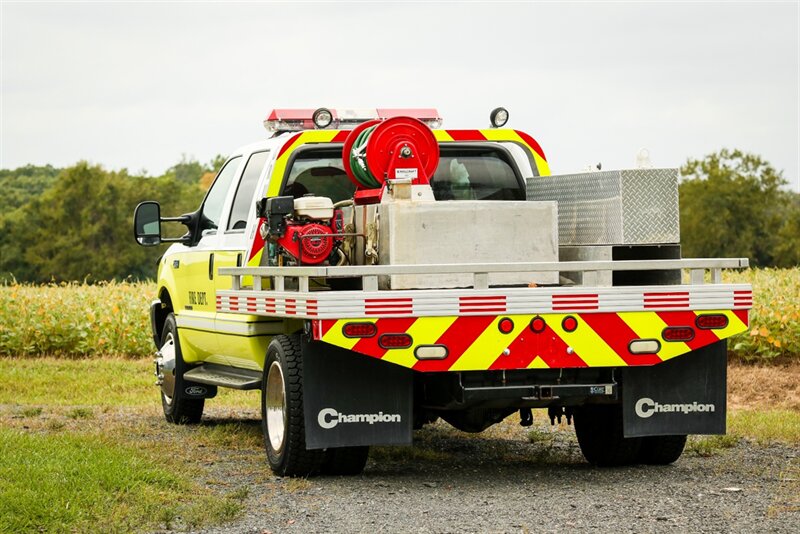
[526,168,680,246]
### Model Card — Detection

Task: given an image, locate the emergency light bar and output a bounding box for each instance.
[264,108,443,133]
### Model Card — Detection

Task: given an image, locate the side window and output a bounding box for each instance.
[227,151,269,231]
[200,156,242,233]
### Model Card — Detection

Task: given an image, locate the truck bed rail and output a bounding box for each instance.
[219,258,749,292]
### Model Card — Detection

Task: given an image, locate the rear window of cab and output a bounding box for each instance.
[281,144,525,202]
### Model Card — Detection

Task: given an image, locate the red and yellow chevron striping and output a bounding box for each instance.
[314,309,748,372]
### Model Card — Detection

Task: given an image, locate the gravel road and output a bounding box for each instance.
[169,409,799,534]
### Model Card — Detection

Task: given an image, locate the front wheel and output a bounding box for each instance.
[261,334,324,477]
[574,404,642,466]
[158,313,204,424]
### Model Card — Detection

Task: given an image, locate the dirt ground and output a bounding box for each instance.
[728,362,800,411]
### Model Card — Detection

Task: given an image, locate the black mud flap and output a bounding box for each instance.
[302,338,413,449]
[622,340,727,437]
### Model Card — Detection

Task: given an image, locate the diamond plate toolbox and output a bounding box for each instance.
[526,168,680,245]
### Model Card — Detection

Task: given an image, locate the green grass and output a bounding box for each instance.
[0,429,241,533]
[686,434,740,456]
[729,409,800,444]
[0,357,256,408]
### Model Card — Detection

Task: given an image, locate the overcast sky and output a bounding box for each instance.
[2,1,798,190]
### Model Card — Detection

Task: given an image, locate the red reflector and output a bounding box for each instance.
[562,316,578,333]
[662,326,695,342]
[343,322,377,338]
[530,316,546,333]
[696,314,729,329]
[378,333,413,349]
[498,317,515,334]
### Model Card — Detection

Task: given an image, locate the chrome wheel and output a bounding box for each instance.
[159,332,177,405]
[266,361,287,453]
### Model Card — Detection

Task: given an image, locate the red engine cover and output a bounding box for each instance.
[277,223,334,265]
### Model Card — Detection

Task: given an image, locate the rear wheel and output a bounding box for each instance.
[261,334,324,477]
[638,435,687,464]
[321,446,370,476]
[574,404,642,466]
[158,313,204,424]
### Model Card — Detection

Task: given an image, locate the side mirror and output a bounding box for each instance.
[134,201,162,246]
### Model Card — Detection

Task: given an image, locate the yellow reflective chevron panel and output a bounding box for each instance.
[316,310,748,372]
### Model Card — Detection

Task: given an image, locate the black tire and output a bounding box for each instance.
[262,334,324,477]
[574,404,642,467]
[638,435,687,465]
[159,313,204,424]
[321,446,370,476]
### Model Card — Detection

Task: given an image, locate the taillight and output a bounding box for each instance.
[379,333,413,349]
[662,327,695,342]
[343,322,377,338]
[696,314,729,329]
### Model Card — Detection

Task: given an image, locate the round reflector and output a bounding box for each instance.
[530,316,546,333]
[562,316,578,333]
[498,317,515,334]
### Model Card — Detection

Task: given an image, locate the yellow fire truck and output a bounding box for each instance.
[134,107,751,476]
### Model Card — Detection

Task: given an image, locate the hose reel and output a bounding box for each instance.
[343,116,440,190]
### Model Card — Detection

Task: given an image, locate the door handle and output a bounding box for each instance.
[208,253,215,280]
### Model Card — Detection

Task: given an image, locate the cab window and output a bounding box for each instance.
[200,156,242,233]
[284,148,355,202]
[227,151,269,231]
[431,147,525,201]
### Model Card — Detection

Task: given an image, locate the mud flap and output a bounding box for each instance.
[302,338,413,449]
[622,340,727,437]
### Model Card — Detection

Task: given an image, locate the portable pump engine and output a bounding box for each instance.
[256,195,345,266]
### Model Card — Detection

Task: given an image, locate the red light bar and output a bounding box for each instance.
[264,108,442,133]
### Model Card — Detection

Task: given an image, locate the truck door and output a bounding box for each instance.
[174,156,243,362]
[212,150,281,371]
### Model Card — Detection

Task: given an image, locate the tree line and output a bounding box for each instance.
[0,149,797,283]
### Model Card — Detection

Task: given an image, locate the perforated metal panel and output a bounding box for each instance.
[527,168,680,245]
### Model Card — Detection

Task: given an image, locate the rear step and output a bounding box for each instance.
[184,364,261,390]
